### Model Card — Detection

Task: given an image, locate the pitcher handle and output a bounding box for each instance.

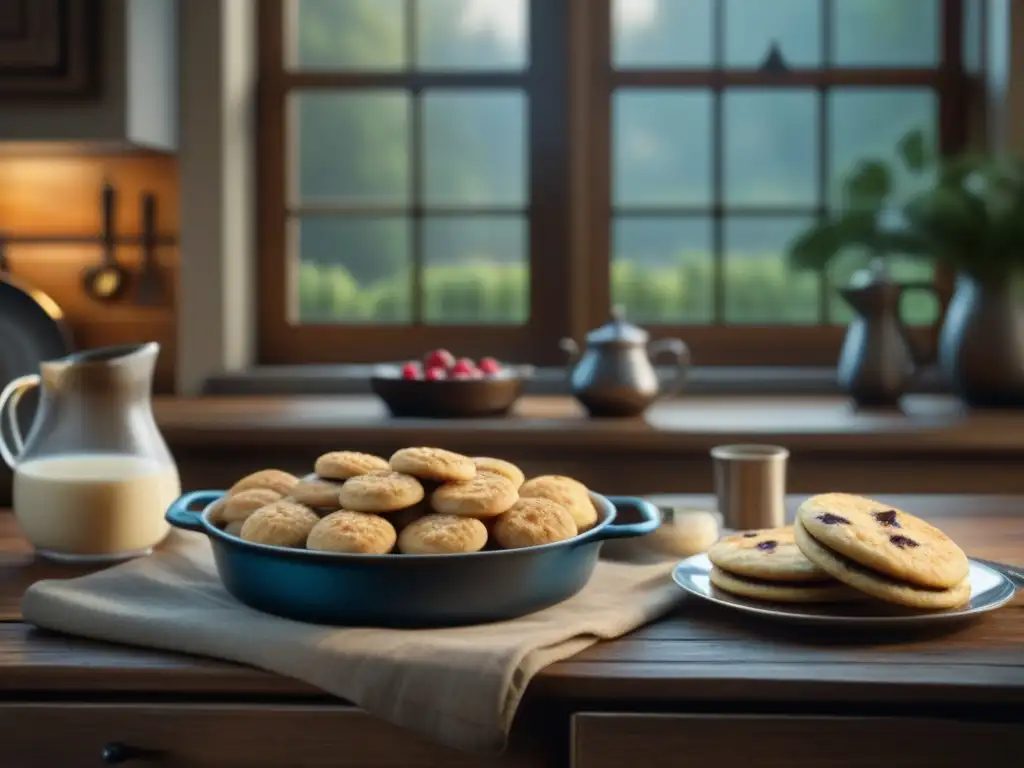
[648,338,691,398]
[0,374,40,469]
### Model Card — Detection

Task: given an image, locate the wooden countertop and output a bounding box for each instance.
[1,494,1022,709]
[153,395,1024,455]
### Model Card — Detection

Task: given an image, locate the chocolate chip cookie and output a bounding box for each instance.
[796,493,969,590]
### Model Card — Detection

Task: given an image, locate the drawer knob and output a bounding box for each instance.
[101,742,149,764]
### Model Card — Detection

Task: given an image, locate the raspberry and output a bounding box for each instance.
[425,366,447,381]
[478,357,501,375]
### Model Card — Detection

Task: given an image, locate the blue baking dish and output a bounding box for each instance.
[166,490,660,628]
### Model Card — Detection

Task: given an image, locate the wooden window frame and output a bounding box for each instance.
[257,0,574,366]
[257,0,971,368]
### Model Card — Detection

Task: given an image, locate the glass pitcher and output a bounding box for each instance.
[0,343,180,562]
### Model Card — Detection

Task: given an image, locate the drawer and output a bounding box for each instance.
[0,703,542,768]
[571,713,1021,768]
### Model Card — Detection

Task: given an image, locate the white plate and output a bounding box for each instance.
[672,554,1018,627]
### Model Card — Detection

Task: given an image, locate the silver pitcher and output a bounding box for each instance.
[560,307,691,417]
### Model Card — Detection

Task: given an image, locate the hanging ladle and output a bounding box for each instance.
[82,181,130,302]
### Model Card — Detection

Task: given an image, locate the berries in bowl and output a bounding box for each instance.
[372,349,532,418]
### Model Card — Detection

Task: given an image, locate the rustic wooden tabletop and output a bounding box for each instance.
[1,494,1022,709]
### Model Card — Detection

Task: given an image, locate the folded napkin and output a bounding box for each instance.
[21,531,682,753]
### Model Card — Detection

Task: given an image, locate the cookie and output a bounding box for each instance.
[306,510,397,555]
[519,475,598,532]
[314,451,389,480]
[397,514,488,555]
[493,498,578,549]
[389,447,476,483]
[430,474,518,519]
[222,488,284,524]
[794,519,972,610]
[797,493,969,589]
[709,566,863,604]
[708,527,828,583]
[223,521,245,538]
[337,470,424,513]
[228,469,298,497]
[644,509,721,557]
[290,473,345,509]
[472,457,525,489]
[239,500,319,548]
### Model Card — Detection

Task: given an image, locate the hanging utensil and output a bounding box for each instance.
[0,232,9,276]
[82,181,130,302]
[136,192,163,305]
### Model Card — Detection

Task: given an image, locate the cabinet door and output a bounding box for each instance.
[0,0,97,96]
[572,713,1020,768]
[0,703,543,768]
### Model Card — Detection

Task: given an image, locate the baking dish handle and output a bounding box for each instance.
[594,496,661,539]
[166,490,224,532]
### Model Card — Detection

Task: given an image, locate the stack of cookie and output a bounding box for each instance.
[207,447,601,556]
[792,493,971,609]
[708,493,971,610]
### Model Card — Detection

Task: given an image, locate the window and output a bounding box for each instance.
[258,0,979,366]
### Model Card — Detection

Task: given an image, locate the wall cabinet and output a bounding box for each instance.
[0,0,97,97]
[0,0,177,152]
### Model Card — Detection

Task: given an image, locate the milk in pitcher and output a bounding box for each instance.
[13,454,180,561]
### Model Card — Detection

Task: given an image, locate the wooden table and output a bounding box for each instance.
[0,494,1022,767]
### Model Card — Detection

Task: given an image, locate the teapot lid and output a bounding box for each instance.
[586,306,649,345]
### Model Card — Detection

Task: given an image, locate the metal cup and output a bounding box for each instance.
[710,444,789,531]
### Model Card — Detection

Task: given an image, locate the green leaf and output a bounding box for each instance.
[897,129,931,173]
[788,219,846,271]
[842,160,892,210]
[902,185,989,261]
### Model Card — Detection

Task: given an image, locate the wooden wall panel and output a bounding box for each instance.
[0,154,178,393]
[0,155,179,235]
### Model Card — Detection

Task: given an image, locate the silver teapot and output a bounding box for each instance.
[559,307,691,417]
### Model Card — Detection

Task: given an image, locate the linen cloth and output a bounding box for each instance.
[21,530,682,753]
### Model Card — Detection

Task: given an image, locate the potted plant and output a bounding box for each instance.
[787,132,934,406]
[790,129,1024,408]
[902,149,1024,407]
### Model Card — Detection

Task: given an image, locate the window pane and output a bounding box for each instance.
[613,90,713,207]
[827,251,938,326]
[612,0,713,68]
[422,216,527,324]
[421,91,526,207]
[828,89,937,207]
[833,0,939,66]
[292,0,406,70]
[293,91,410,205]
[612,217,713,323]
[295,217,411,323]
[724,216,820,323]
[416,0,527,70]
[963,0,984,75]
[724,90,818,207]
[724,0,821,68]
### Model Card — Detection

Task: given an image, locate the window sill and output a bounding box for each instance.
[202,365,950,397]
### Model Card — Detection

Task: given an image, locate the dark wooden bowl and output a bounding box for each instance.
[370,365,531,418]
